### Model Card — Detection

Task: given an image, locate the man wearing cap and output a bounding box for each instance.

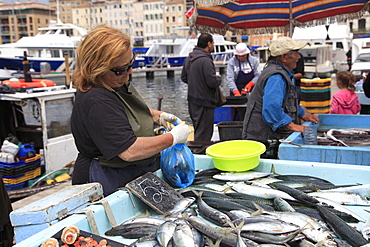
[242,37,319,158]
[227,43,260,120]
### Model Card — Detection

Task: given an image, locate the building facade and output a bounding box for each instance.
[0,2,56,44]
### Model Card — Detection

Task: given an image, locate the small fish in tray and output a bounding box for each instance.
[40,225,128,247]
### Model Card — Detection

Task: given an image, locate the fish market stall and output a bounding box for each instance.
[279,114,370,165]
[12,155,370,246]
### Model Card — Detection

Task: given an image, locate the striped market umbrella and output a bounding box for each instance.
[190,0,370,35]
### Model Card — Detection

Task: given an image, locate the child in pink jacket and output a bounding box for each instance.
[329,71,361,114]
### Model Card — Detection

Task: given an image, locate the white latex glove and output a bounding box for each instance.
[159,112,183,131]
[169,123,192,146]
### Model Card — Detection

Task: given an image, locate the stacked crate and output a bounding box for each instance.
[1,154,42,191]
[300,78,332,113]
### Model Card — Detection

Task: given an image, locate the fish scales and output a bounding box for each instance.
[227,192,274,206]
[196,193,231,226]
[274,175,334,187]
[240,221,300,234]
[105,222,160,236]
[316,205,369,247]
[269,183,320,204]
[156,220,177,247]
[202,197,253,212]
[185,216,259,247]
[240,229,302,244]
[308,191,370,206]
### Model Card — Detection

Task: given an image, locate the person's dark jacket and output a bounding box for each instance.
[363,74,370,98]
[181,47,222,108]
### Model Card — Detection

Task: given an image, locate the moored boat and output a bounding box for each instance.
[0,20,87,72]
[143,34,236,67]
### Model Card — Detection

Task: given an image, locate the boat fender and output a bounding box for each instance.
[9,77,19,82]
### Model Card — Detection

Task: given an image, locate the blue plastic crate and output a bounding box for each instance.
[279,114,370,165]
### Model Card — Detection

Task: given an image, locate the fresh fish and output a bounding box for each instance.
[105,222,160,236]
[227,192,274,206]
[269,183,319,204]
[228,197,275,211]
[326,129,350,147]
[166,197,195,215]
[315,197,366,222]
[192,177,226,185]
[191,226,205,247]
[274,175,335,187]
[227,220,247,247]
[240,229,302,244]
[202,183,233,192]
[130,240,159,247]
[185,216,259,247]
[228,182,296,201]
[119,227,158,239]
[195,192,231,226]
[241,221,300,234]
[213,171,272,181]
[118,215,168,227]
[309,191,370,206]
[202,197,253,212]
[273,197,296,212]
[362,218,370,241]
[171,220,195,247]
[156,220,177,247]
[252,204,336,245]
[250,176,283,185]
[316,205,369,247]
[319,183,370,198]
[195,168,220,178]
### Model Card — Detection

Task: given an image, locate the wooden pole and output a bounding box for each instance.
[64,54,71,87]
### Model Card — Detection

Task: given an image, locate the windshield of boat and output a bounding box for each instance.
[355,53,370,63]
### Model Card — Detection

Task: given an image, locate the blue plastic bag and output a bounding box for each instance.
[160,143,195,188]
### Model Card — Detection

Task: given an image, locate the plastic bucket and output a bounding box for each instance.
[206,140,266,172]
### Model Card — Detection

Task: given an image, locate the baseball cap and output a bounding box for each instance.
[234,43,250,56]
[268,37,307,57]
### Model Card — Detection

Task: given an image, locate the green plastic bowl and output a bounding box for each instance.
[205,140,266,172]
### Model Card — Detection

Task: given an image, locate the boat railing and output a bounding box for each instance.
[212,53,234,64]
[147,56,171,68]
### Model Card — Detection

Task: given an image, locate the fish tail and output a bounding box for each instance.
[250,201,267,217]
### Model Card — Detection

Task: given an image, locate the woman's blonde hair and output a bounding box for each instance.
[73,24,131,91]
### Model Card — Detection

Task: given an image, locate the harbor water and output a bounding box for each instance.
[130,73,230,125]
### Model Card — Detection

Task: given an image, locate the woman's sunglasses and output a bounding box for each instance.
[110,54,136,76]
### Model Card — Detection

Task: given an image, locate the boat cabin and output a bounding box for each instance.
[0,86,78,172]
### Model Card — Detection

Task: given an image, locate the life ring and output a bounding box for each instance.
[2,78,56,88]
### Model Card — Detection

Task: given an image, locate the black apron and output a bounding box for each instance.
[235,58,255,91]
[90,83,157,195]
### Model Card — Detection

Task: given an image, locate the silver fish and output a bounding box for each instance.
[195,192,231,226]
[241,221,300,234]
[315,197,366,222]
[309,191,370,206]
[156,220,177,247]
[172,220,195,247]
[166,197,196,215]
[252,204,336,245]
[213,171,272,181]
[319,183,370,198]
[273,197,296,212]
[228,182,296,201]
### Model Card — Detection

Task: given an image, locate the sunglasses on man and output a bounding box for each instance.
[110,53,136,76]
